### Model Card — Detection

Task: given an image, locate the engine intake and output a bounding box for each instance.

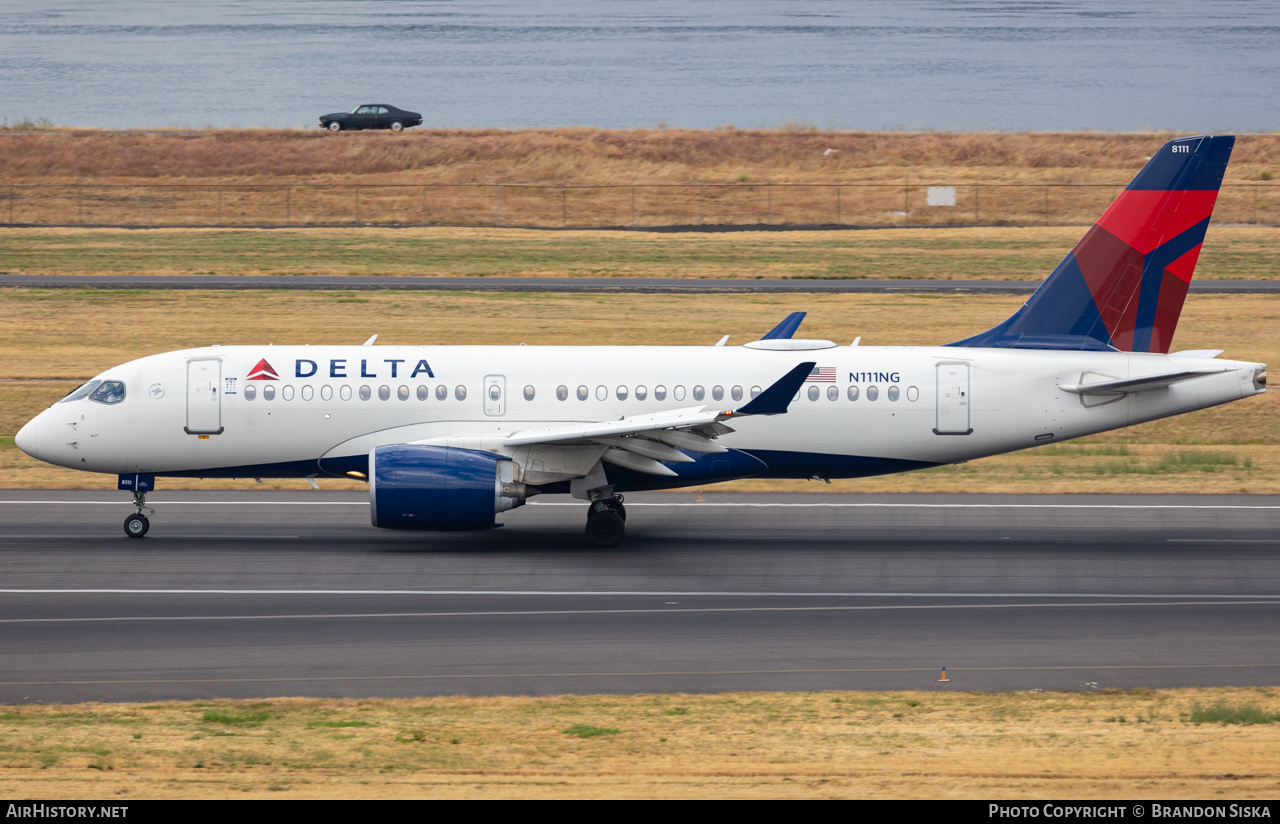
[369,444,531,531]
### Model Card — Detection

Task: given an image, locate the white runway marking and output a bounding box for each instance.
[2,589,1279,599]
[1,600,1278,625]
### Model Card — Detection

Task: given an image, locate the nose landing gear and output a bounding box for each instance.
[123,490,154,539]
[585,494,626,548]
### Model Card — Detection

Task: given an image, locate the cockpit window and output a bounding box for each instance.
[60,380,102,403]
[88,380,126,405]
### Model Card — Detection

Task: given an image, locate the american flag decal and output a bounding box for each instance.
[804,366,836,383]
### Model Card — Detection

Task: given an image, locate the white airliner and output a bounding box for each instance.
[15,135,1266,546]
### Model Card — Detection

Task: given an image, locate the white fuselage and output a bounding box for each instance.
[17,343,1265,492]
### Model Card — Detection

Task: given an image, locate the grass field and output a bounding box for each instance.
[0,287,1274,493]
[2,129,1277,227]
[1,689,1277,799]
[1,225,1278,280]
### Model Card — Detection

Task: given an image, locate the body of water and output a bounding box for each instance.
[2,0,1278,131]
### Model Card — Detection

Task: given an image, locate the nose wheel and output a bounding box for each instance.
[585,495,626,548]
[123,491,154,539]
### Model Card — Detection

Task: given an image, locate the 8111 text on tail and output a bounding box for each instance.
[15,135,1266,547]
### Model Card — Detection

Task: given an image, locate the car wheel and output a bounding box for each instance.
[389,121,404,133]
[327,121,341,132]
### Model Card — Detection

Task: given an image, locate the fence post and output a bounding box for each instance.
[1044,185,1049,226]
[148,185,153,227]
[631,185,636,227]
[836,185,841,225]
[974,183,979,224]
[217,185,222,226]
[1254,184,1258,224]
[78,185,83,226]
[767,184,772,226]
[903,181,909,226]
[494,184,500,227]
[355,185,360,226]
[421,185,427,226]
[699,184,703,226]
[285,185,290,226]
[562,186,567,228]
[8,185,12,224]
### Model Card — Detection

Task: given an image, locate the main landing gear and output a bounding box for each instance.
[123,491,154,539]
[585,495,626,548]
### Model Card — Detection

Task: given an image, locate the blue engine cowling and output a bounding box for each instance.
[369,444,530,530]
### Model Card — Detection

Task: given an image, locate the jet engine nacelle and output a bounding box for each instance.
[369,444,531,530]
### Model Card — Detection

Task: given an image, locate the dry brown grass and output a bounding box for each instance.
[3,129,1279,184]
[4,130,1276,227]
[0,289,1273,493]
[0,689,1278,799]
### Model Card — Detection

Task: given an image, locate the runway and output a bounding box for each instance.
[1,490,1278,703]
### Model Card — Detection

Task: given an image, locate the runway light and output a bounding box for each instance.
[937,666,950,683]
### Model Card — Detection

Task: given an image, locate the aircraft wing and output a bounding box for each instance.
[503,362,814,475]
[1058,368,1226,396]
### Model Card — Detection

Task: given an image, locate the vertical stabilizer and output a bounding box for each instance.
[950,135,1234,353]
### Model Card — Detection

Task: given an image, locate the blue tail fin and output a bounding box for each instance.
[948,135,1234,353]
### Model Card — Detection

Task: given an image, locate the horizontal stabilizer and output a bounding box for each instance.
[1059,368,1224,396]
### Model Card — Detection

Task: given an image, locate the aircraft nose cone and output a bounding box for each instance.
[15,417,39,459]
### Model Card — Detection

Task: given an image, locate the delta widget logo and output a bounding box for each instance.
[246,359,279,380]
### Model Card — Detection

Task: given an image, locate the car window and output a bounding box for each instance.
[377,107,389,115]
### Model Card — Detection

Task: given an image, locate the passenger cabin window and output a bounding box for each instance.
[751,385,762,398]
[673,385,686,401]
[557,385,568,401]
[340,385,352,401]
[693,385,705,401]
[89,381,126,405]
[263,385,276,401]
[524,385,535,401]
[321,385,332,401]
[489,385,501,401]
[732,386,743,402]
[282,385,295,401]
[888,385,900,402]
[398,385,409,401]
[712,385,723,402]
[848,385,859,401]
[636,385,647,401]
[302,385,314,401]
[416,385,428,401]
[616,386,628,401]
[867,385,879,401]
[595,385,607,401]
[378,385,390,401]
[907,386,919,402]
[577,385,588,401]
[359,385,371,401]
[807,386,820,401]
[455,385,467,401]
[435,385,447,401]
[827,385,838,401]
[654,385,667,401]
[244,384,257,401]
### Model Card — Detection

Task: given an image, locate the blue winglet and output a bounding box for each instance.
[735,362,816,415]
[760,312,806,340]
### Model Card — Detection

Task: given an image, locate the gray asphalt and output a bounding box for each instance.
[0,274,1276,293]
[1,490,1278,703]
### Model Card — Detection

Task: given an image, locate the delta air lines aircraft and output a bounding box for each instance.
[15,136,1266,547]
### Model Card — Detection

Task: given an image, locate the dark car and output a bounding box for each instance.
[319,104,422,132]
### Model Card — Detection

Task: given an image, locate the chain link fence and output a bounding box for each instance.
[1,182,1276,228]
